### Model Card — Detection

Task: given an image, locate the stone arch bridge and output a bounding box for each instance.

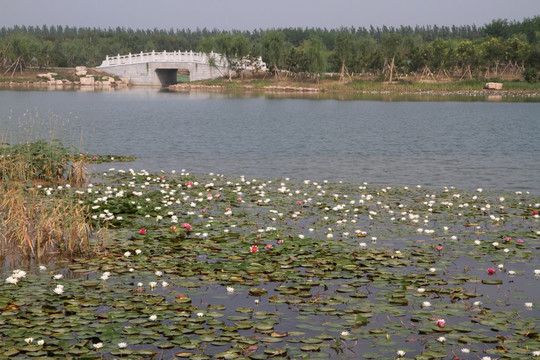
[97,50,229,85]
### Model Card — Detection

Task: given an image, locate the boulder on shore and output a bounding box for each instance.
[80,76,95,86]
[75,66,88,76]
[484,82,503,90]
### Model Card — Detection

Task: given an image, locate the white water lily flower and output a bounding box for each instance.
[93,342,103,349]
[53,274,63,280]
[135,249,142,255]
[397,350,406,357]
[341,331,349,336]
[437,336,446,343]
[461,348,470,353]
[124,251,131,257]
[39,265,46,271]
[149,314,157,321]
[525,302,533,309]
[417,288,426,293]
[12,270,26,278]
[226,286,235,293]
[25,337,34,344]
[197,312,204,317]
[5,276,18,285]
[37,339,44,346]
[422,301,431,308]
[118,342,127,348]
[155,270,163,277]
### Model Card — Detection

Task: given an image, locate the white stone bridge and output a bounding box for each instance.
[97,50,229,85]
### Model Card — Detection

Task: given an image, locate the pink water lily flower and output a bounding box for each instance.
[437,319,445,327]
[182,222,192,231]
[250,245,259,253]
[487,268,496,275]
[139,228,146,235]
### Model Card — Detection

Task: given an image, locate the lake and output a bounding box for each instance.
[1,87,539,359]
[1,88,539,193]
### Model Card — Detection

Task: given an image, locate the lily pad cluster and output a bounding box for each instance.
[1,169,539,359]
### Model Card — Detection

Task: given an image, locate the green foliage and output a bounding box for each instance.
[523,68,538,83]
[0,17,539,79]
[261,30,286,74]
[302,35,327,79]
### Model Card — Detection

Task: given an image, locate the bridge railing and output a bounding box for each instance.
[99,50,227,67]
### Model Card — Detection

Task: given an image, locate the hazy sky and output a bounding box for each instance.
[2,0,538,31]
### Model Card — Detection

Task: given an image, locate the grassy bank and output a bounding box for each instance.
[197,74,540,93]
[2,68,540,94]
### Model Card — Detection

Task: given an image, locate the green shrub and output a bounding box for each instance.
[523,68,538,83]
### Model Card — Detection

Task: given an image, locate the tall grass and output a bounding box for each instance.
[0,111,97,260]
[0,186,92,258]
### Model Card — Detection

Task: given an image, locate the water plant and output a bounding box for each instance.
[1,169,537,359]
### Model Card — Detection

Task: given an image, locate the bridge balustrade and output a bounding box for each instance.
[100,50,226,67]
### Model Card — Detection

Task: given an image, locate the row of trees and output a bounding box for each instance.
[1,17,538,82]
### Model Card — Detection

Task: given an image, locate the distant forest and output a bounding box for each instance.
[1,17,539,81]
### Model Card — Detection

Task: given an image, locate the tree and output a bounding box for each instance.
[334,31,354,82]
[302,35,327,83]
[261,30,286,78]
[3,33,41,75]
[381,33,402,82]
[456,40,477,78]
[231,34,250,79]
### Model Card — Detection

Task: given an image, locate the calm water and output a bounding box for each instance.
[1,88,539,193]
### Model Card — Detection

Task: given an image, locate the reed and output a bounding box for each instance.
[0,111,96,259]
[0,185,92,258]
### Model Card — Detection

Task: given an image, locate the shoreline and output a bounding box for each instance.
[2,80,539,99]
[168,82,540,98]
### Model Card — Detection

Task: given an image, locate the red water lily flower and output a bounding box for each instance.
[250,245,259,253]
[139,228,146,235]
[488,268,496,275]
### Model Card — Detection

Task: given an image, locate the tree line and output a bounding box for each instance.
[1,17,538,82]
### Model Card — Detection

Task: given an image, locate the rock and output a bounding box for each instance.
[75,66,87,76]
[80,76,95,86]
[37,73,53,80]
[484,82,503,90]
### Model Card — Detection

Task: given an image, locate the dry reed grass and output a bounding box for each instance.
[0,185,92,258]
[0,111,101,260]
